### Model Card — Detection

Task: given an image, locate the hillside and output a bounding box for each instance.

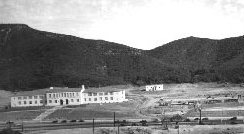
[0,24,191,91]
[147,36,244,83]
[0,24,243,91]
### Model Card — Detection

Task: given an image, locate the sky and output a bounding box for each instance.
[0,0,244,50]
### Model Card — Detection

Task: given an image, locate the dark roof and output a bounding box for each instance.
[13,88,49,97]
[83,87,125,93]
[46,87,82,93]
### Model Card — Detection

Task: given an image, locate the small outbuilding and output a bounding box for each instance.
[145,84,164,91]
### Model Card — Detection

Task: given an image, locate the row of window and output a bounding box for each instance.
[18,100,43,105]
[48,92,79,98]
[87,92,115,96]
[48,99,80,103]
[17,95,43,100]
[84,97,113,102]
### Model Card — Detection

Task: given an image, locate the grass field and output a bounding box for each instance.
[0,90,13,109]
[45,102,140,120]
[0,110,44,122]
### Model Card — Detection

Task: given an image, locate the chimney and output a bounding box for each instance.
[82,85,85,90]
[50,87,53,90]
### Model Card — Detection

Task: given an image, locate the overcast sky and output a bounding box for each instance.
[0,0,244,50]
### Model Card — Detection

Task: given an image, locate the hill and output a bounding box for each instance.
[0,24,243,91]
[147,36,244,83]
[0,24,191,91]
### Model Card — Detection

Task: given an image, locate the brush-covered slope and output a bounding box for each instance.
[147,36,244,83]
[0,24,190,91]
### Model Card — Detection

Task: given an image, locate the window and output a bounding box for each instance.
[29,101,32,104]
[88,93,92,96]
[110,97,113,100]
[71,99,74,102]
[64,93,66,97]
[99,93,103,96]
[29,96,32,99]
[24,101,27,104]
[18,97,22,100]
[49,100,52,103]
[40,100,43,104]
[70,93,72,97]
[105,97,108,100]
[93,93,97,96]
[100,97,102,101]
[110,92,114,95]
[35,101,37,104]
[53,94,55,98]
[40,96,44,99]
[55,100,58,103]
[105,92,108,95]
[67,93,69,97]
[89,98,91,101]
[34,96,38,99]
[77,99,79,102]
[61,93,63,97]
[94,98,97,101]
[23,96,27,99]
[84,98,86,101]
[72,93,75,97]
[49,94,51,98]
[18,101,21,105]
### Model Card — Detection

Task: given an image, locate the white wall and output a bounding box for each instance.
[145,84,164,91]
[46,92,82,106]
[82,90,126,104]
[11,95,45,107]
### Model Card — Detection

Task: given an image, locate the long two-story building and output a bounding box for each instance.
[11,85,127,107]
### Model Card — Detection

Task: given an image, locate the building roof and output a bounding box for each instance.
[46,87,82,93]
[83,87,125,93]
[12,88,49,97]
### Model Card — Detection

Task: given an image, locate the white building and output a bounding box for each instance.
[145,84,164,91]
[11,85,127,107]
[11,90,46,107]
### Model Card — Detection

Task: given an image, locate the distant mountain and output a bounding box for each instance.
[147,36,244,83]
[0,24,190,91]
[0,24,243,91]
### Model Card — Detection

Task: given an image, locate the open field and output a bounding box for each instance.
[0,90,13,109]
[1,83,244,123]
[0,110,44,122]
[25,125,244,134]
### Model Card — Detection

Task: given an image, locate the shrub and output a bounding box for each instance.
[61,120,67,123]
[229,117,237,121]
[194,118,199,120]
[52,120,58,123]
[70,120,77,122]
[202,118,208,121]
[79,119,84,122]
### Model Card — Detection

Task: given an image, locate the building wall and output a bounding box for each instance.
[145,84,164,91]
[11,95,45,107]
[46,92,82,106]
[82,90,126,104]
[11,88,127,107]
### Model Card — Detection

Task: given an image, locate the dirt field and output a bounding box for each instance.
[1,83,244,122]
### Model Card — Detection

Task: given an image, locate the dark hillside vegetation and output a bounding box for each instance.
[0,24,243,91]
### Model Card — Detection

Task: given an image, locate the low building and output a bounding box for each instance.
[11,90,46,107]
[82,87,126,104]
[145,84,164,91]
[11,85,127,107]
